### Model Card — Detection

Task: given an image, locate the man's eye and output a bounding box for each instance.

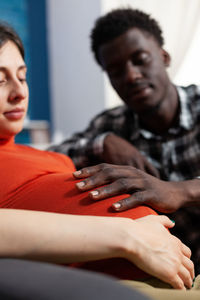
[134,53,151,65]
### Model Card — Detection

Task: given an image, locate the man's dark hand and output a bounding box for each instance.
[73,163,189,213]
[102,134,160,178]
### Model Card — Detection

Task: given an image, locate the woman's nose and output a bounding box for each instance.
[9,80,27,102]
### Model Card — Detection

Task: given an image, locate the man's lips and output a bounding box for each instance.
[126,82,153,99]
[4,108,25,120]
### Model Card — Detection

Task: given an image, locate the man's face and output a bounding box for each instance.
[99,28,171,115]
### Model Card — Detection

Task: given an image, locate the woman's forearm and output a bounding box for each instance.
[0,209,194,289]
[0,209,131,263]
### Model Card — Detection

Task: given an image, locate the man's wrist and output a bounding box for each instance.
[177,179,200,207]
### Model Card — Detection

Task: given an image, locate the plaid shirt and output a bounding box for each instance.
[49,84,200,271]
[49,84,200,180]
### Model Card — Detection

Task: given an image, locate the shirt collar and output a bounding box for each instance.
[132,85,193,140]
[0,136,15,147]
[176,86,194,130]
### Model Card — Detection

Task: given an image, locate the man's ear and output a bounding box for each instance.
[161,49,171,67]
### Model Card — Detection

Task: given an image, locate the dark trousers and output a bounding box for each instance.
[0,259,150,300]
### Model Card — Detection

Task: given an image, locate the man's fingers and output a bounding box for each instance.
[75,165,118,190]
[75,166,141,192]
[74,163,120,179]
[89,179,133,200]
[112,190,161,211]
[75,175,103,191]
[134,156,160,178]
[88,178,143,200]
[112,192,149,211]
[145,162,160,178]
[132,160,146,172]
[75,163,157,183]
[73,165,104,178]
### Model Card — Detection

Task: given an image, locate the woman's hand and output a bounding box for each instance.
[122,215,194,289]
[0,210,194,289]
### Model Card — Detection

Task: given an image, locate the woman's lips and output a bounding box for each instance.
[4,109,25,120]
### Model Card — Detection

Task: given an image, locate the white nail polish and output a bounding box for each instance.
[113,203,121,209]
[74,170,82,176]
[76,181,85,188]
[90,190,99,197]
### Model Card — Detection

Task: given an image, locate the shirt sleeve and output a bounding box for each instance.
[48,110,115,168]
[93,132,113,157]
[48,105,129,169]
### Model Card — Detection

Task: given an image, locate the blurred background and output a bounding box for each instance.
[1,0,200,146]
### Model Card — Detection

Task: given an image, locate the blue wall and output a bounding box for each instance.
[0,0,50,143]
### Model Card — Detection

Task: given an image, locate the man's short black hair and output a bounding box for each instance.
[90,8,164,65]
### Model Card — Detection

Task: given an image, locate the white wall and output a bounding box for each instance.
[101,0,200,108]
[47,0,104,142]
[47,0,200,141]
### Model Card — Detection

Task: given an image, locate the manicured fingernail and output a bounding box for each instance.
[76,181,85,188]
[190,277,195,288]
[90,190,99,197]
[170,219,175,223]
[113,203,121,210]
[73,171,82,176]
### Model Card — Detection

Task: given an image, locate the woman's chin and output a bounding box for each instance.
[0,127,23,140]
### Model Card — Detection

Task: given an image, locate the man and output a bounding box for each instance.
[50,9,200,272]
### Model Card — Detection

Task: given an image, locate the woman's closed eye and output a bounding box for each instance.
[0,79,6,84]
[19,77,26,83]
[18,66,27,83]
[0,72,6,84]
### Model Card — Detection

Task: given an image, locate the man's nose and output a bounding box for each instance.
[124,61,142,83]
